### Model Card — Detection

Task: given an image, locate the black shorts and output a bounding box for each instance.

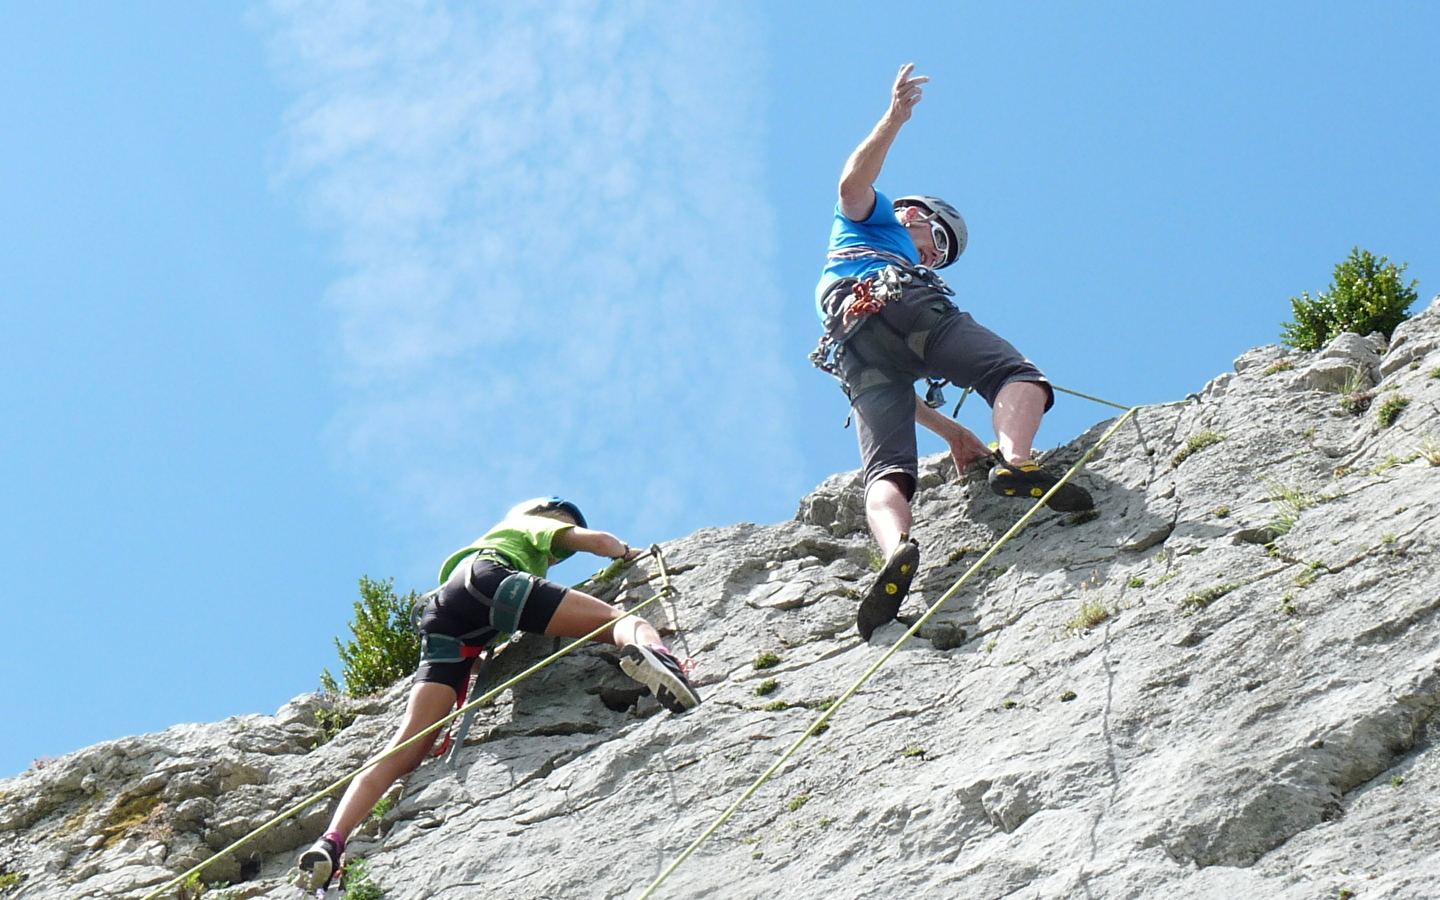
[847,309,1053,498]
[414,555,568,695]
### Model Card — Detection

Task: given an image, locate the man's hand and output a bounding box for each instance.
[886,63,929,127]
[839,63,932,221]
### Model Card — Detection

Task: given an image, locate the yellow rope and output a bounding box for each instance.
[636,408,1139,899]
[140,546,676,900]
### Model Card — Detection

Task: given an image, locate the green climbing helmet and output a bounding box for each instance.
[508,496,588,529]
[893,195,968,268]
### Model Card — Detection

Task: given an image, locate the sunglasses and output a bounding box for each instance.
[900,205,948,262]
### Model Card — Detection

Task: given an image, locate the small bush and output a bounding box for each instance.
[1280,248,1418,350]
[1172,430,1226,467]
[1059,690,1078,702]
[763,700,789,712]
[321,577,422,697]
[1417,435,1440,466]
[1212,505,1231,519]
[1376,394,1410,427]
[753,679,779,697]
[1127,576,1146,589]
[1262,358,1294,375]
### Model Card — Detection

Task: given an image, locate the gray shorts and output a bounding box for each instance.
[845,309,1053,498]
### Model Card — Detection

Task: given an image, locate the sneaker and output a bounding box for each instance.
[987,452,1094,512]
[620,644,701,713]
[857,536,920,641]
[291,836,341,893]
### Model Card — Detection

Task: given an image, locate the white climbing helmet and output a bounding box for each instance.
[893,195,968,268]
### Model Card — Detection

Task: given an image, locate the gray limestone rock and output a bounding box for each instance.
[5,310,1440,900]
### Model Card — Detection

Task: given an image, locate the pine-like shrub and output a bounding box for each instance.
[320,576,422,697]
[1280,248,1418,350]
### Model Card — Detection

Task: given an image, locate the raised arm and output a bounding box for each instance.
[838,63,929,221]
[552,525,642,561]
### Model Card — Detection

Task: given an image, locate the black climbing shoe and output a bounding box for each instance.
[291,836,341,893]
[620,644,701,713]
[857,536,920,641]
[987,452,1094,512]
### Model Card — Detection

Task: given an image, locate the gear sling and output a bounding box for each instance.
[810,254,958,405]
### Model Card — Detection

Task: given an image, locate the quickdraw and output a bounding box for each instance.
[842,278,885,329]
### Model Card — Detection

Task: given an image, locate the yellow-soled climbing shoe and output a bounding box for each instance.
[857,536,921,641]
[988,452,1094,512]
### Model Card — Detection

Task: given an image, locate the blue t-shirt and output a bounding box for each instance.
[814,189,918,320]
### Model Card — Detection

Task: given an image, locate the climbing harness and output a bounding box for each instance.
[809,260,956,405]
[635,404,1140,900]
[138,546,680,900]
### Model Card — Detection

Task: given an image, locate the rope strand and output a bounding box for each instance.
[635,408,1140,900]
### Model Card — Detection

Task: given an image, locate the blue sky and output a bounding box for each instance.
[3,1,1437,777]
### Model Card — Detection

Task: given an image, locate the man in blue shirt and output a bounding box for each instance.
[814,64,1093,640]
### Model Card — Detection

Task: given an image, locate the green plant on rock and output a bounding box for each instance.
[1066,599,1113,632]
[1127,576,1146,589]
[753,651,781,670]
[1172,430,1226,467]
[753,678,779,697]
[343,858,385,900]
[787,793,811,812]
[321,576,422,698]
[1265,480,1320,536]
[0,872,28,895]
[1375,394,1410,427]
[1280,248,1418,350]
[1180,581,1246,611]
[1262,358,1295,375]
[1417,435,1440,466]
[311,706,358,749]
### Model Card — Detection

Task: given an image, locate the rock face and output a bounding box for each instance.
[5,300,1440,900]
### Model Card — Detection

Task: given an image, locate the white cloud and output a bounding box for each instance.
[262,0,803,546]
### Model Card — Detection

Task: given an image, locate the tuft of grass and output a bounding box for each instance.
[1180,581,1246,611]
[1066,509,1101,526]
[763,700,789,712]
[753,678,779,697]
[1127,576,1145,589]
[1418,435,1440,466]
[1002,700,1018,709]
[1172,430,1226,467]
[946,544,990,565]
[867,548,885,572]
[311,706,357,749]
[1059,690,1078,702]
[1262,358,1295,375]
[1066,599,1113,632]
[342,858,384,900]
[1376,394,1411,427]
[1391,776,1405,788]
[1212,505,1231,519]
[788,793,811,812]
[1429,367,1440,379]
[370,796,393,822]
[0,872,29,894]
[1265,480,1320,536]
[753,652,781,670]
[900,745,926,758]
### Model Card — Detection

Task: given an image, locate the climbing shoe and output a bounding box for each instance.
[291,835,342,893]
[857,536,921,641]
[620,644,702,713]
[987,452,1094,512]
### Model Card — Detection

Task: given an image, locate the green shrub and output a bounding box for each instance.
[1280,248,1418,350]
[753,651,781,670]
[1376,394,1410,427]
[754,678,779,696]
[321,577,422,697]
